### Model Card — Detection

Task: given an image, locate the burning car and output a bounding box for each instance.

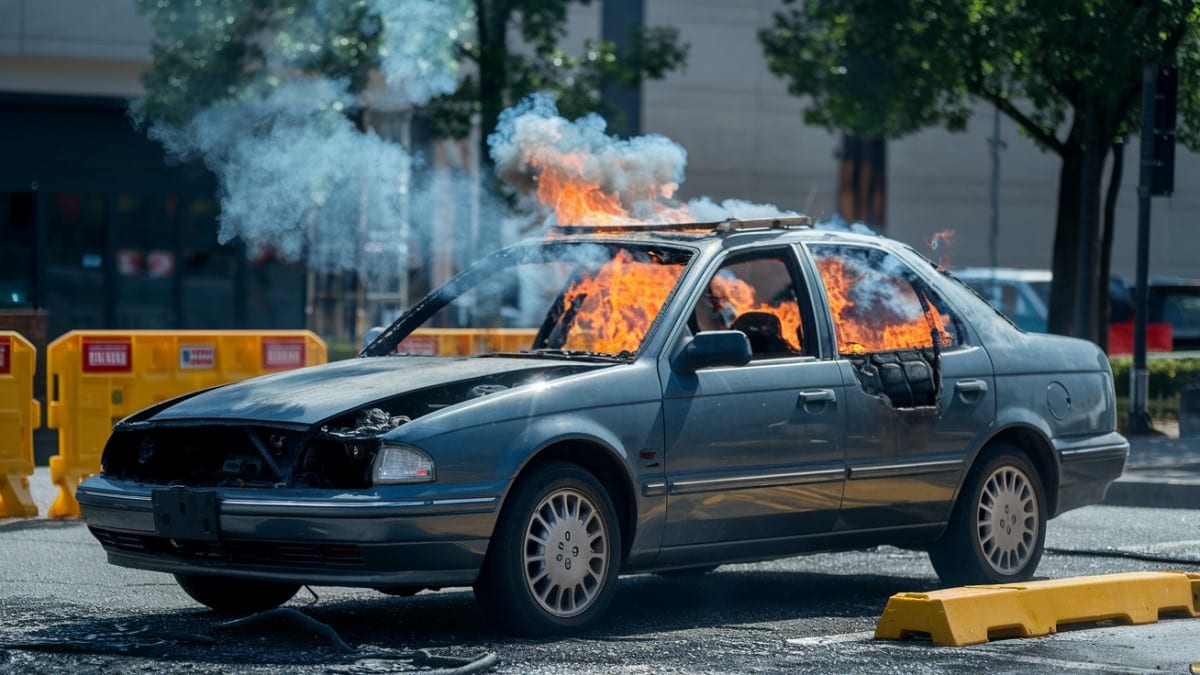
[78,216,1128,636]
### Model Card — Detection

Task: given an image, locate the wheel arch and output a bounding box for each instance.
[976,424,1060,516]
[503,438,638,562]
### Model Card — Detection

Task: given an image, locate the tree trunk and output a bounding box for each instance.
[476,0,509,167]
[1073,103,1107,344]
[1048,142,1082,337]
[471,0,510,326]
[837,134,887,232]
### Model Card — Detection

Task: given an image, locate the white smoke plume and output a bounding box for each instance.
[143,0,469,273]
[374,0,468,106]
[488,93,800,227]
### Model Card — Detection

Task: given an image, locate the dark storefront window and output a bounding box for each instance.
[44,192,107,338]
[0,191,35,308]
[3,95,309,341]
[114,194,175,328]
[180,196,237,328]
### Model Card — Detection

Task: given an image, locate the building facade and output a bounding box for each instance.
[3,0,1198,353]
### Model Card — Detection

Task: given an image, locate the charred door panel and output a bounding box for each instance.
[802,241,995,532]
[836,344,994,530]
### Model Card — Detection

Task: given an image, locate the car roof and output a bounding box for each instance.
[537,215,893,252]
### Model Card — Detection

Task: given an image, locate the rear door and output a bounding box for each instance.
[804,243,995,531]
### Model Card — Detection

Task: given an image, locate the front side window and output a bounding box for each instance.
[807,244,963,355]
[691,251,809,359]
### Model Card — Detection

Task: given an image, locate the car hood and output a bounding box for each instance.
[142,356,609,426]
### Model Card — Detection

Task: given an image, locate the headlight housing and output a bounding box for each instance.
[372,442,435,485]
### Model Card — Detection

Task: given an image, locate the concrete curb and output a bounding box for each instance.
[1104,472,1200,509]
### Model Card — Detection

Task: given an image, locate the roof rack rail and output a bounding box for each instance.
[714,215,813,232]
[553,215,812,235]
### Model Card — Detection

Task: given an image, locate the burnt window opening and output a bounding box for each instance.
[808,244,966,409]
[691,250,814,360]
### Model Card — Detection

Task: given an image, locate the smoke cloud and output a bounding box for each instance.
[488,93,799,227]
[143,0,469,273]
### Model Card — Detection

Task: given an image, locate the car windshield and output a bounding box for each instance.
[364,240,695,359]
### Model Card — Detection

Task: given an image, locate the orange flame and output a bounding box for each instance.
[529,152,691,227]
[709,275,803,351]
[558,250,683,353]
[536,166,636,226]
[815,257,953,354]
[526,143,947,357]
[926,229,956,268]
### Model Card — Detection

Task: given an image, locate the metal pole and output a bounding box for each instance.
[1127,63,1155,434]
[989,106,1001,270]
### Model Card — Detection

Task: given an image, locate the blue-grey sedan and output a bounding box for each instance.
[78,217,1128,635]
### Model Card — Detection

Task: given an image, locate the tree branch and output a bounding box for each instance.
[979,90,1066,155]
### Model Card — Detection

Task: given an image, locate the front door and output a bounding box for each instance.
[659,248,846,551]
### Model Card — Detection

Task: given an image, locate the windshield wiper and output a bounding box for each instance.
[480,349,634,362]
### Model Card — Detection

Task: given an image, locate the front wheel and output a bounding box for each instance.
[174,574,300,614]
[928,446,1046,586]
[474,462,622,636]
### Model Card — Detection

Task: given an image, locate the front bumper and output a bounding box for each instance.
[77,475,503,587]
[1054,431,1130,515]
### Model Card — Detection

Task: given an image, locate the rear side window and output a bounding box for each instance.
[806,244,964,355]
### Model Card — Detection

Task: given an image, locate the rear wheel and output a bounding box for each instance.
[475,462,621,636]
[928,445,1046,586]
[174,574,300,614]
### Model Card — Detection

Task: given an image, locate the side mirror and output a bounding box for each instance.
[361,326,385,351]
[673,330,752,372]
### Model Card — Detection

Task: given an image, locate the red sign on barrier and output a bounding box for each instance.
[262,339,305,370]
[396,335,438,355]
[0,336,10,375]
[82,340,133,373]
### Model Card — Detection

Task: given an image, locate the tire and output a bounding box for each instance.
[174,574,300,614]
[928,445,1046,586]
[474,462,622,636]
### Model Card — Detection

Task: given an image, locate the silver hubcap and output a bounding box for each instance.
[523,488,609,618]
[976,465,1039,575]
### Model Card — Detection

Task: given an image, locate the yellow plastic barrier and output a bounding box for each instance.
[0,331,40,517]
[397,328,538,356]
[46,330,327,517]
[874,571,1200,646]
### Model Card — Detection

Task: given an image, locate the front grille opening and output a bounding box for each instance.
[89,527,366,569]
[100,425,378,490]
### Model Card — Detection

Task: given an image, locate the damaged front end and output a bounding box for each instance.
[101,406,414,490]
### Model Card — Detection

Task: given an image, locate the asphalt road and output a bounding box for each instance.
[1,504,1197,674]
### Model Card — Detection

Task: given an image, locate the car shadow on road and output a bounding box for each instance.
[1,567,942,669]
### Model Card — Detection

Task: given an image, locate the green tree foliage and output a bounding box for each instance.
[134,0,687,143]
[135,0,384,126]
[760,0,1200,340]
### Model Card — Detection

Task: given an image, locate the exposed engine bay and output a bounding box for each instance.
[100,370,562,489]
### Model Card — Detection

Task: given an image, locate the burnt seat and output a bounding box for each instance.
[730,311,796,357]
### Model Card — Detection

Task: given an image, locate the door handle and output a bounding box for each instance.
[798,389,837,404]
[955,379,988,394]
